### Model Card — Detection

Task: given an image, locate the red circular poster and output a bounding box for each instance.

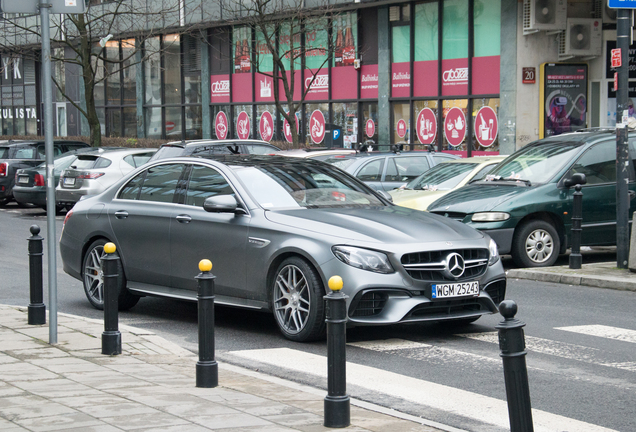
[365,119,375,138]
[236,111,250,140]
[283,113,299,143]
[416,108,437,145]
[474,106,498,148]
[396,119,407,138]
[444,107,466,147]
[309,110,326,144]
[259,111,273,142]
[215,111,228,140]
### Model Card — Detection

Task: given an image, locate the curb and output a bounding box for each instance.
[506,268,636,292]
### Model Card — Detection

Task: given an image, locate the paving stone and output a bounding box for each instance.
[0,363,58,381]
[74,402,161,419]
[161,401,239,417]
[12,411,105,432]
[188,412,273,429]
[0,400,77,421]
[100,411,190,430]
[11,378,101,398]
[55,393,130,410]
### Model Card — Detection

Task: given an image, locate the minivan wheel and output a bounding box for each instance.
[272,257,326,342]
[82,239,140,311]
[512,220,560,268]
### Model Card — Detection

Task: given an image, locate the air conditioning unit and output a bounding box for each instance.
[593,0,616,24]
[558,18,603,60]
[523,0,567,35]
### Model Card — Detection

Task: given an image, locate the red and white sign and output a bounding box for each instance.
[211,75,230,103]
[396,119,407,139]
[416,108,437,145]
[165,121,176,132]
[365,119,375,138]
[215,111,228,140]
[283,113,299,143]
[236,111,250,140]
[614,72,618,92]
[259,111,273,142]
[611,48,622,68]
[444,107,466,147]
[309,110,326,144]
[474,106,498,148]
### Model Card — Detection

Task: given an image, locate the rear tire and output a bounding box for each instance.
[0,197,11,206]
[512,220,560,268]
[82,239,140,311]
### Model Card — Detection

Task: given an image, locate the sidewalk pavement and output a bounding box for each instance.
[506,261,636,292]
[0,304,448,432]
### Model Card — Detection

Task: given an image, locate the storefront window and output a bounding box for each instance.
[392,102,410,148]
[279,21,302,72]
[415,3,438,62]
[333,12,357,67]
[145,106,162,138]
[474,0,500,57]
[164,34,181,105]
[93,47,105,106]
[212,105,230,140]
[165,106,181,139]
[472,98,499,154]
[362,102,378,148]
[106,42,121,105]
[233,26,252,74]
[255,28,274,73]
[233,104,252,139]
[123,107,137,137]
[185,105,202,139]
[107,108,121,137]
[442,0,468,60]
[305,103,328,145]
[122,39,137,105]
[442,99,468,154]
[256,104,276,142]
[144,37,161,106]
[413,100,438,150]
[332,103,358,148]
[305,18,328,69]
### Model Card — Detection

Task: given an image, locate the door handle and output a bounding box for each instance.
[114,210,128,219]
[176,214,192,223]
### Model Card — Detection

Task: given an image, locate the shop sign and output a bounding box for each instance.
[605,40,636,79]
[391,63,410,98]
[611,49,622,68]
[474,106,498,148]
[305,71,329,99]
[309,110,326,144]
[259,111,273,142]
[236,111,250,139]
[211,75,230,103]
[396,119,407,139]
[215,111,228,139]
[283,113,299,143]
[365,119,375,138]
[442,59,469,96]
[0,107,37,120]
[360,64,378,99]
[416,108,437,145]
[542,63,587,137]
[444,107,466,147]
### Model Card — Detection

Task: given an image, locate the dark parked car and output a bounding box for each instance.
[60,155,506,342]
[0,140,90,205]
[322,150,459,191]
[428,129,636,267]
[148,139,281,162]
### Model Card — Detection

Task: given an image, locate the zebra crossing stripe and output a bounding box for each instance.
[228,347,618,432]
[555,325,636,344]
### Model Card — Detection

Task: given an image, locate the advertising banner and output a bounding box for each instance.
[413,61,437,97]
[441,58,468,96]
[541,63,587,138]
[472,56,500,95]
[360,64,378,99]
[211,75,230,103]
[392,62,410,98]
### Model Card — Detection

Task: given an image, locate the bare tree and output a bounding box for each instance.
[222,0,336,147]
[0,1,182,146]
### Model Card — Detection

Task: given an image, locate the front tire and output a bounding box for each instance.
[82,239,140,311]
[512,220,560,268]
[272,257,326,342]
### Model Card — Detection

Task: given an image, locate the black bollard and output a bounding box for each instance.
[569,184,583,269]
[496,300,534,432]
[101,242,122,355]
[27,225,46,325]
[196,259,218,388]
[324,276,350,428]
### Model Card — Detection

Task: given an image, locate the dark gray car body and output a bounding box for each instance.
[60,156,505,329]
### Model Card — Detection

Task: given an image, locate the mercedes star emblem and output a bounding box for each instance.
[443,252,465,279]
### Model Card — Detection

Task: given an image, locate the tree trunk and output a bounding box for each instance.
[77,16,102,147]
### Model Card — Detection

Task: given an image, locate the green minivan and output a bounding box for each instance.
[428,129,636,267]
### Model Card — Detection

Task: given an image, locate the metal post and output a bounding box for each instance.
[196,259,218,388]
[496,300,534,432]
[569,184,583,269]
[617,8,631,269]
[101,243,121,355]
[324,276,350,428]
[27,225,46,325]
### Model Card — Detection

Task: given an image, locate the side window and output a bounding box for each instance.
[356,159,384,181]
[385,159,400,181]
[123,153,154,168]
[138,164,185,203]
[15,147,36,159]
[433,154,454,163]
[395,156,430,181]
[191,147,212,157]
[213,145,238,154]
[94,157,112,169]
[185,165,234,207]
[245,145,277,155]
[567,141,616,185]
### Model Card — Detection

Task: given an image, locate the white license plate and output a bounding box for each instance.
[17,176,29,184]
[63,177,75,186]
[431,281,479,299]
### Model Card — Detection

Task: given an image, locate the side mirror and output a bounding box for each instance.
[563,172,587,188]
[376,190,393,202]
[203,195,239,213]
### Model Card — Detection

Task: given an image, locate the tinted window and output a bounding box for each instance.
[138,164,184,203]
[433,154,455,163]
[185,165,234,206]
[407,162,477,191]
[123,153,154,167]
[151,146,186,160]
[391,156,430,182]
[14,147,35,159]
[0,147,8,158]
[356,159,384,181]
[94,157,112,169]
[244,144,279,155]
[65,144,89,152]
[53,155,79,175]
[322,157,358,170]
[71,156,99,169]
[566,141,616,185]
[119,171,146,200]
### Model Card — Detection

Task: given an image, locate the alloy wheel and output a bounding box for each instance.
[273,264,311,335]
[525,228,554,264]
[84,245,105,305]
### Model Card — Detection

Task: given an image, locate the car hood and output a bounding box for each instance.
[389,189,449,211]
[264,206,484,244]
[428,183,531,213]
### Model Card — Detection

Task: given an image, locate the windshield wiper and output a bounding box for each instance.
[492,178,532,186]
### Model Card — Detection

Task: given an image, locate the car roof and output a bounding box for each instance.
[439,155,507,164]
[0,139,89,147]
[182,153,330,168]
[162,139,275,148]
[74,147,156,156]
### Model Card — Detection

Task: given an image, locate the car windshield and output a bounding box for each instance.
[484,141,584,185]
[151,146,185,160]
[406,162,478,191]
[232,162,385,209]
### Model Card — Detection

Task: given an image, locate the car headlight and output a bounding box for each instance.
[488,238,500,265]
[332,246,394,274]
[471,212,510,222]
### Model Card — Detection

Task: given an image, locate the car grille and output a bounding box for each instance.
[406,298,484,319]
[401,248,489,282]
[349,291,388,317]
[431,211,467,222]
[484,279,506,306]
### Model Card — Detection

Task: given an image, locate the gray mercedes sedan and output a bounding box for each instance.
[60,155,506,342]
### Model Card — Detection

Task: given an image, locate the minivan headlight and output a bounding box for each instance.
[488,238,500,265]
[332,246,394,274]
[472,212,510,222]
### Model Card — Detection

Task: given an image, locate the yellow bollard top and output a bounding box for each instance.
[199,259,213,272]
[104,242,116,254]
[328,275,343,291]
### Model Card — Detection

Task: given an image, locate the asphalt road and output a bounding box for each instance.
[1,202,634,431]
